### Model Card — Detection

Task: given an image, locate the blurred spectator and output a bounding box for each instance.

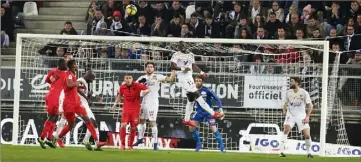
[151,51,162,60]
[275,27,289,39]
[195,1,212,18]
[169,1,185,18]
[286,13,306,38]
[225,3,242,38]
[87,9,112,35]
[355,14,361,33]
[60,21,78,35]
[136,1,154,25]
[167,14,182,37]
[56,47,65,57]
[327,28,343,48]
[154,2,170,23]
[200,15,220,38]
[132,15,151,36]
[114,46,129,59]
[264,12,283,39]
[93,22,114,36]
[248,0,267,23]
[234,16,252,38]
[328,43,349,64]
[325,2,344,36]
[301,4,312,25]
[347,17,355,27]
[285,5,297,24]
[311,28,323,39]
[151,15,167,37]
[188,13,202,37]
[86,1,99,22]
[140,54,149,61]
[346,1,361,19]
[253,26,268,39]
[102,0,120,20]
[267,1,285,22]
[181,24,193,38]
[344,25,361,51]
[296,28,305,40]
[306,16,324,37]
[1,6,10,47]
[110,10,129,36]
[251,14,266,33]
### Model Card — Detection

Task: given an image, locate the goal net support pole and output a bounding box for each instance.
[13,34,330,155]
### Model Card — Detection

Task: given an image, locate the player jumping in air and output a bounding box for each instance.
[55,60,106,150]
[132,62,176,150]
[170,41,224,127]
[76,70,99,151]
[280,77,313,158]
[38,58,67,149]
[113,74,149,150]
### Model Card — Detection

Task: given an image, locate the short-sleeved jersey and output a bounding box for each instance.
[170,51,195,75]
[136,74,167,102]
[283,88,312,119]
[46,68,66,95]
[77,77,88,97]
[119,82,148,112]
[64,71,80,103]
[195,86,223,113]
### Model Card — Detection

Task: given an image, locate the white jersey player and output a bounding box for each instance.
[280,77,314,158]
[132,62,176,150]
[170,41,224,127]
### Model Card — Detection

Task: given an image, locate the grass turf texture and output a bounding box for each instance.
[1,145,360,162]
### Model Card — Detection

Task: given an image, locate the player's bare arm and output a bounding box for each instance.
[304,103,313,123]
[165,70,176,82]
[282,104,287,115]
[171,62,182,71]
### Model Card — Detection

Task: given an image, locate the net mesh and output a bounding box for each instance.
[15,36,356,153]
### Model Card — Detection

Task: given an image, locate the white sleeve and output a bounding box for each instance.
[304,90,312,104]
[157,74,167,82]
[170,52,178,63]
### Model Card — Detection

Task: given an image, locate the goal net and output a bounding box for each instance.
[11,34,360,157]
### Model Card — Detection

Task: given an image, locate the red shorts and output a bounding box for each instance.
[121,111,140,127]
[63,101,86,123]
[45,94,59,115]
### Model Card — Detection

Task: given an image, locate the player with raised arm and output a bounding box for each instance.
[76,70,98,150]
[112,74,149,150]
[38,58,67,149]
[170,41,224,127]
[132,62,176,150]
[55,60,106,150]
[189,75,225,152]
[280,77,313,158]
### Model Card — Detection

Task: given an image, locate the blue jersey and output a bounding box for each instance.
[192,86,222,125]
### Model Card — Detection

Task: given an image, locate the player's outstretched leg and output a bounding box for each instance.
[44,115,58,148]
[82,118,97,151]
[189,124,202,152]
[303,128,313,158]
[80,115,105,151]
[182,99,197,127]
[54,114,67,148]
[133,120,146,147]
[213,131,224,152]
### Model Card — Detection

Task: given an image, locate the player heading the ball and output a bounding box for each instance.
[189,75,225,152]
[170,41,225,127]
[280,77,313,158]
[133,62,176,150]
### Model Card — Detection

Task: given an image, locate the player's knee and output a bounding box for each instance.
[120,123,127,127]
[186,92,199,102]
[90,118,97,128]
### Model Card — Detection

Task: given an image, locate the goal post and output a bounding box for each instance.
[12,33,345,156]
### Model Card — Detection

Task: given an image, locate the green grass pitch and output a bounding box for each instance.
[1,145,360,162]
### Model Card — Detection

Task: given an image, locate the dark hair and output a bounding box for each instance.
[67,59,76,69]
[145,61,155,67]
[308,16,316,20]
[291,77,301,85]
[195,75,204,81]
[190,12,197,18]
[173,13,180,19]
[57,58,67,70]
[64,21,72,25]
[205,14,213,20]
[277,26,285,30]
[269,12,276,16]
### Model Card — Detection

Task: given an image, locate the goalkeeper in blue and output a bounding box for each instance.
[189,75,225,152]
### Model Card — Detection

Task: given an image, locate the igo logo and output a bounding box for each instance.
[295,142,320,152]
[255,138,280,148]
[337,147,361,155]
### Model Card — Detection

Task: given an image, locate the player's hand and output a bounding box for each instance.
[112,103,118,110]
[303,116,310,124]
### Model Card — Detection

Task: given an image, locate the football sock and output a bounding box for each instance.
[58,125,71,138]
[129,129,136,146]
[120,126,126,146]
[83,130,91,143]
[40,120,52,140]
[196,96,215,115]
[184,101,194,121]
[55,117,66,135]
[280,133,287,152]
[47,121,56,140]
[191,129,201,144]
[138,123,145,139]
[151,126,158,144]
[213,131,223,147]
[305,138,312,154]
[85,121,98,141]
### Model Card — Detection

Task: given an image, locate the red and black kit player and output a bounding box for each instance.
[113,74,149,150]
[38,58,67,149]
[55,60,106,151]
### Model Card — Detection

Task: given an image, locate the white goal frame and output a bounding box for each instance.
[13,33,330,156]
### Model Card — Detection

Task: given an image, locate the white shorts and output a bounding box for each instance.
[58,90,64,113]
[140,101,159,121]
[76,97,95,120]
[283,116,310,132]
[178,73,197,92]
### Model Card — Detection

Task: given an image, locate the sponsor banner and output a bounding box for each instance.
[0,67,240,108]
[243,76,288,109]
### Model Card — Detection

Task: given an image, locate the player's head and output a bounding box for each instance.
[124,74,133,86]
[67,59,77,72]
[84,70,95,83]
[178,41,186,53]
[290,77,301,89]
[57,58,67,70]
[64,54,73,63]
[145,61,155,74]
[195,75,204,89]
